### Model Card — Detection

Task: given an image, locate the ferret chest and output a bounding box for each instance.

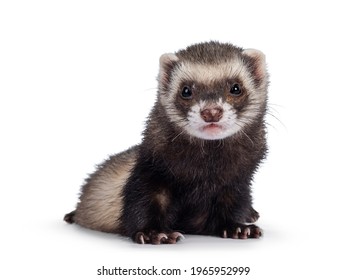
[161,143,246,186]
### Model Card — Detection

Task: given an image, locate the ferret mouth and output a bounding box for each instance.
[203,123,221,128]
[186,122,234,140]
[201,123,223,132]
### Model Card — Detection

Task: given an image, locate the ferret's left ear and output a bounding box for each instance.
[158,53,179,90]
[242,49,267,82]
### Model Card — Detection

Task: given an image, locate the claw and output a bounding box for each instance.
[232,227,242,238]
[157,233,168,240]
[139,235,145,244]
[239,227,251,239]
[167,232,185,244]
[135,232,146,244]
[157,233,168,244]
[172,232,185,240]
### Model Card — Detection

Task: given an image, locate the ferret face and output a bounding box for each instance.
[158,42,268,140]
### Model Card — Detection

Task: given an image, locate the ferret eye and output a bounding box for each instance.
[230,83,242,96]
[181,86,193,99]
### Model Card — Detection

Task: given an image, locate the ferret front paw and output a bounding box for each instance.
[134,231,184,245]
[221,224,262,239]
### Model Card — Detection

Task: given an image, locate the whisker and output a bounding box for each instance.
[144,87,158,92]
[266,107,286,129]
[235,123,255,147]
[171,129,186,142]
[200,139,207,155]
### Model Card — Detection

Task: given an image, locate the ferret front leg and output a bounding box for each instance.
[215,187,262,239]
[120,173,184,244]
[129,199,184,244]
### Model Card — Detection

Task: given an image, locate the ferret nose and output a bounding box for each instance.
[200,107,223,122]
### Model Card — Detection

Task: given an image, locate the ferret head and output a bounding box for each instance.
[158,41,268,140]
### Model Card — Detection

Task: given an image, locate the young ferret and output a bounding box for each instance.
[64,41,269,244]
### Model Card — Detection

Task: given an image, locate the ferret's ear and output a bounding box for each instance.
[158,53,179,90]
[242,49,267,82]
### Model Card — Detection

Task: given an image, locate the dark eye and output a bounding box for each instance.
[230,83,242,96]
[181,86,193,99]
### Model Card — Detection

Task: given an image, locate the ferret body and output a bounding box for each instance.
[64,41,269,244]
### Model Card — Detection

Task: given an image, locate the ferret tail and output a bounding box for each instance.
[64,210,76,224]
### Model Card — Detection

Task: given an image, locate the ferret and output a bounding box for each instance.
[64,41,269,244]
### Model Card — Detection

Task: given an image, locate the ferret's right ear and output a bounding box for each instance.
[158,53,179,90]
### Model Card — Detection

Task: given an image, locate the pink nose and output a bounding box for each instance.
[200,107,223,122]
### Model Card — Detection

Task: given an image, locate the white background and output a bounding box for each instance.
[1,0,347,279]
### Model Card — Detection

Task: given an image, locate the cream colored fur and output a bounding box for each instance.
[73,149,137,232]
